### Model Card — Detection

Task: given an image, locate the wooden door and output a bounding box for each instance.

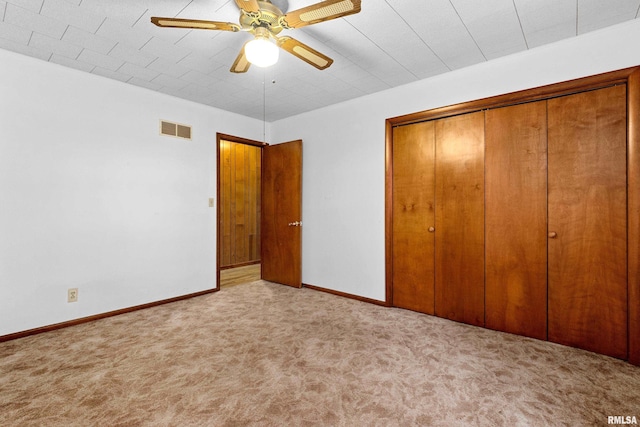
[434,111,485,326]
[547,85,627,359]
[485,101,548,340]
[392,121,436,314]
[261,140,303,288]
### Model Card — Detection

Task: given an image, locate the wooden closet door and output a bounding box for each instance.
[434,111,485,326]
[485,101,548,340]
[547,85,628,359]
[392,122,435,314]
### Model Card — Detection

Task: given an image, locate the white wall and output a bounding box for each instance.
[3,19,640,336]
[0,49,264,336]
[271,19,640,302]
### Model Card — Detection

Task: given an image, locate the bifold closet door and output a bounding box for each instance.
[392,121,436,314]
[547,85,628,359]
[434,111,485,326]
[485,101,548,340]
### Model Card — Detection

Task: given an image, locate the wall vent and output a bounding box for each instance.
[160,120,192,140]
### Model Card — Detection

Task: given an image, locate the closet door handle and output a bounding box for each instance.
[548,231,558,239]
[428,226,435,233]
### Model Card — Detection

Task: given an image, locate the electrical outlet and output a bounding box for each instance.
[209,197,214,207]
[68,288,78,303]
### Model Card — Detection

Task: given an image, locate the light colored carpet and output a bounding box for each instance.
[1,280,639,426]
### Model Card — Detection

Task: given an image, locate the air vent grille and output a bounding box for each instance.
[160,120,192,140]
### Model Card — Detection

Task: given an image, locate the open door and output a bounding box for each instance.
[261,140,302,287]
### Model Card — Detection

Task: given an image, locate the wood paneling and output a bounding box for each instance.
[485,101,548,340]
[220,140,261,268]
[547,85,628,359]
[392,121,435,314]
[434,111,485,327]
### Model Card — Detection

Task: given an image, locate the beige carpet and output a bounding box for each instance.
[1,280,639,426]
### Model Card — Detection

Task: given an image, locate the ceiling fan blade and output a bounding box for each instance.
[230,43,251,73]
[235,0,261,13]
[151,17,241,32]
[277,36,333,70]
[280,0,361,29]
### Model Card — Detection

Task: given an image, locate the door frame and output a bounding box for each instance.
[385,66,640,364]
[215,133,267,290]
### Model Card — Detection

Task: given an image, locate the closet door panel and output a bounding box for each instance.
[435,111,485,326]
[547,85,628,359]
[485,101,548,340]
[392,122,436,314]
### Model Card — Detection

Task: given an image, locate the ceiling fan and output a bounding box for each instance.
[151,0,362,73]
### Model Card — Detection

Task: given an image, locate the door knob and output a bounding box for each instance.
[548,231,558,238]
[428,226,435,233]
[288,221,302,227]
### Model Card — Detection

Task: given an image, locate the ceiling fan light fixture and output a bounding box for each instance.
[152,0,363,73]
[245,29,279,68]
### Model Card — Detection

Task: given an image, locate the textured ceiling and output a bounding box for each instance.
[1,0,639,121]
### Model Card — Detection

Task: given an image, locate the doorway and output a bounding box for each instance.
[217,133,266,289]
[216,134,303,290]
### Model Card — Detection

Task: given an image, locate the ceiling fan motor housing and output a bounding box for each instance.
[240,1,284,35]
